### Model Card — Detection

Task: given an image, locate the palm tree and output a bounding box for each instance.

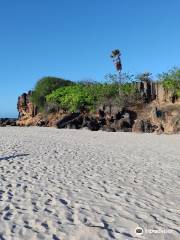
[111,49,122,95]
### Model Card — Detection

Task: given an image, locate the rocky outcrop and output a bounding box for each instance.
[56,108,137,132]
[132,119,156,133]
[0,118,17,127]
[17,91,38,119]
[17,81,176,122]
[136,80,176,104]
[149,104,180,133]
[17,91,40,126]
[131,103,180,134]
[16,81,180,133]
[56,112,82,129]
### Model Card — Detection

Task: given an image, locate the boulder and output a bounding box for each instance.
[0,122,6,127]
[0,118,17,127]
[87,118,100,131]
[66,115,84,129]
[102,126,116,132]
[121,108,137,125]
[98,118,106,127]
[81,116,91,128]
[111,118,131,132]
[37,120,48,127]
[56,112,81,129]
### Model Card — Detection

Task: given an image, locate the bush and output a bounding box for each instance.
[160,68,180,96]
[46,83,119,112]
[44,102,60,114]
[115,83,142,107]
[31,77,73,111]
[46,81,142,112]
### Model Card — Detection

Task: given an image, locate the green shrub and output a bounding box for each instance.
[160,68,180,96]
[115,83,142,107]
[31,76,73,111]
[46,83,119,112]
[46,80,144,112]
[119,82,136,95]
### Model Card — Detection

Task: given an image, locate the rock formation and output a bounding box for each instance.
[0,118,17,127]
[17,91,37,119]
[16,81,180,133]
[136,79,176,104]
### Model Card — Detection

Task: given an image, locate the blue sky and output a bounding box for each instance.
[0,0,179,117]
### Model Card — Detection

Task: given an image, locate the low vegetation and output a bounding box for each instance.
[30,77,73,111]
[160,68,180,97]
[46,83,119,112]
[30,67,180,113]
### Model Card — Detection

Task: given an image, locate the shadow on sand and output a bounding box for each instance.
[0,154,29,161]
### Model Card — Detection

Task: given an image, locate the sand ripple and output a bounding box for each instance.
[0,127,179,239]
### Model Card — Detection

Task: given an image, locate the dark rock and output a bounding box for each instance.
[111,118,132,132]
[37,120,48,127]
[98,109,105,119]
[0,118,17,127]
[98,118,106,126]
[82,116,91,128]
[121,108,137,125]
[138,79,156,103]
[9,121,17,126]
[0,122,6,127]
[56,112,81,129]
[122,112,131,126]
[143,120,154,133]
[102,126,116,132]
[66,115,84,129]
[115,111,122,120]
[87,118,100,131]
[78,104,88,113]
[109,116,115,123]
[66,123,77,129]
[97,110,106,126]
[152,107,164,119]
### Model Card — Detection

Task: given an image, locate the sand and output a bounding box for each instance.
[0,127,179,240]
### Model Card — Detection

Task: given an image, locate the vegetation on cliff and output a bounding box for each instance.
[46,83,119,112]
[30,77,73,111]
[29,67,180,114]
[160,68,180,97]
[45,75,143,112]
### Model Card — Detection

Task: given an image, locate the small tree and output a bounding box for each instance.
[104,73,118,84]
[159,67,180,98]
[135,72,152,82]
[31,77,73,111]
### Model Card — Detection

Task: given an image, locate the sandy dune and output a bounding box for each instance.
[0,127,179,240]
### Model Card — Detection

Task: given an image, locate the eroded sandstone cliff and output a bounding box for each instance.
[16,81,180,133]
[17,91,38,119]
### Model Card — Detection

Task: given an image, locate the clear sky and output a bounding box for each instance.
[0,0,179,117]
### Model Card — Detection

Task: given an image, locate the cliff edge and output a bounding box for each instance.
[16,80,180,133]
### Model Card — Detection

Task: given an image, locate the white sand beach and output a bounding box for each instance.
[0,127,179,240]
